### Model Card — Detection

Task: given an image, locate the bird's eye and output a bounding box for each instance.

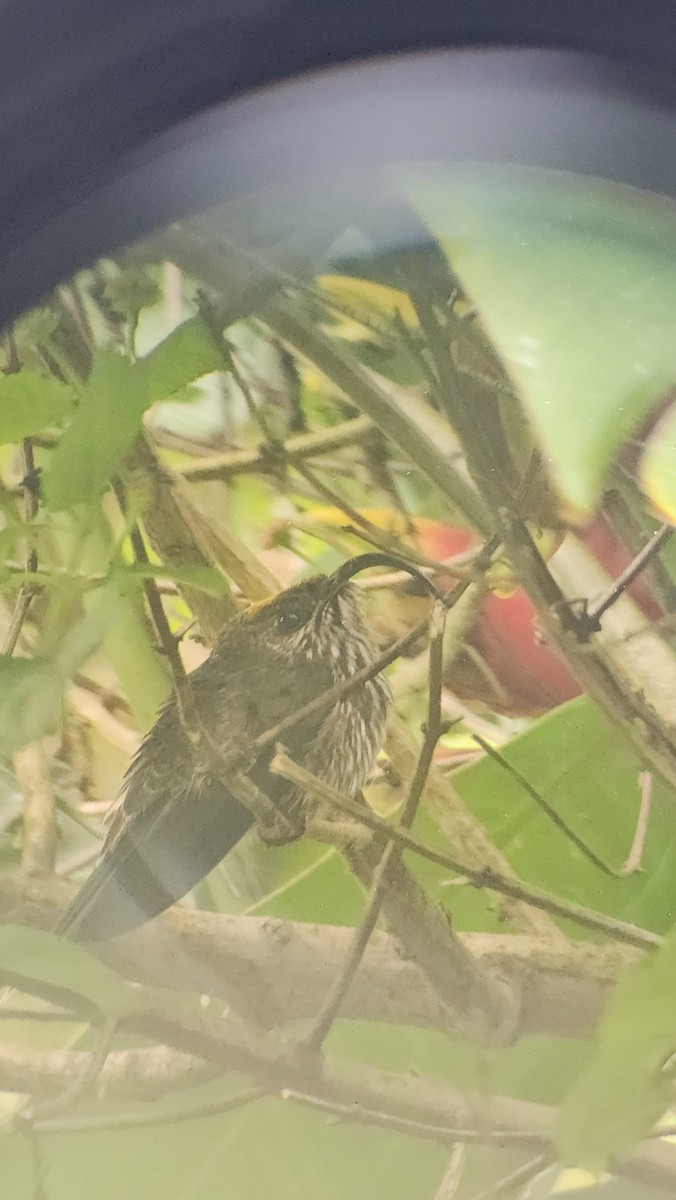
[276,607,308,634]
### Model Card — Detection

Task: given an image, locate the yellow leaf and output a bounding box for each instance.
[318,275,419,330]
[638,398,676,525]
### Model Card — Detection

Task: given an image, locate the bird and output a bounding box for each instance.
[57,555,401,941]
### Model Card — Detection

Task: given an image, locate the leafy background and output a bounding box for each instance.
[0,163,676,1199]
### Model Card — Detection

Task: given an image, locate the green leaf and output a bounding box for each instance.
[451,697,676,934]
[62,508,171,730]
[120,559,229,597]
[139,315,224,405]
[0,584,151,753]
[98,585,170,730]
[556,928,676,1169]
[0,925,146,1020]
[402,163,676,513]
[0,371,75,445]
[0,1086,449,1200]
[42,351,148,510]
[0,655,64,753]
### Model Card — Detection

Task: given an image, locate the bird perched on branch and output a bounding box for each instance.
[57,555,418,941]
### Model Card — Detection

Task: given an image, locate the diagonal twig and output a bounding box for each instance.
[270,750,660,952]
[300,599,448,1053]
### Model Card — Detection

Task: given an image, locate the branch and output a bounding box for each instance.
[385,591,566,946]
[271,751,658,951]
[14,743,57,876]
[301,599,449,1053]
[122,435,238,641]
[1,909,673,1191]
[180,415,374,481]
[0,874,635,1042]
[261,296,494,536]
[0,1042,211,1102]
[22,976,676,1193]
[498,516,676,793]
[384,714,566,949]
[106,1005,676,1194]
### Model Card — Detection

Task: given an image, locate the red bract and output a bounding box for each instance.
[412,515,662,716]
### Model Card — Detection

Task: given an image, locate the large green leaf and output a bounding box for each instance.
[0,655,64,753]
[450,697,676,934]
[41,321,226,510]
[59,508,171,730]
[556,928,676,1170]
[402,163,676,513]
[0,371,75,445]
[139,315,225,405]
[42,351,148,510]
[0,1087,449,1200]
[0,925,146,1020]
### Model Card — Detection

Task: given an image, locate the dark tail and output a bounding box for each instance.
[57,786,255,941]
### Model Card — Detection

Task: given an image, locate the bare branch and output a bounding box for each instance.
[122,435,239,641]
[301,598,448,1053]
[0,1041,211,1101]
[0,874,635,1042]
[180,408,374,482]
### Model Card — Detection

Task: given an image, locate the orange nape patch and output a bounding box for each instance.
[240,576,329,620]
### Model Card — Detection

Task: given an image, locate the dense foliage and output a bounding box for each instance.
[1,165,676,1199]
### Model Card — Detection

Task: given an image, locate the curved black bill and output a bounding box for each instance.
[327,552,443,600]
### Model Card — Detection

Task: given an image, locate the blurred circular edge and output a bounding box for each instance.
[0,0,676,325]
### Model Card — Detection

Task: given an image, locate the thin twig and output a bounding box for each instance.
[501,514,676,792]
[258,293,494,534]
[621,771,653,876]
[227,341,276,441]
[0,1041,213,1102]
[113,478,186,685]
[113,478,209,752]
[584,524,672,631]
[30,1018,119,1121]
[180,415,374,480]
[408,287,516,509]
[301,599,447,1053]
[2,433,41,655]
[283,1088,547,1147]
[33,1086,264,1135]
[432,1144,466,1200]
[462,1154,553,1200]
[1,587,38,656]
[122,435,238,642]
[471,734,627,879]
[0,1008,81,1023]
[291,455,441,570]
[270,750,661,951]
[57,845,101,879]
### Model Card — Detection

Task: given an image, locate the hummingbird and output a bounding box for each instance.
[57,554,420,941]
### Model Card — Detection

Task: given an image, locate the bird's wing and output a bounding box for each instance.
[57,764,256,941]
[57,652,333,941]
